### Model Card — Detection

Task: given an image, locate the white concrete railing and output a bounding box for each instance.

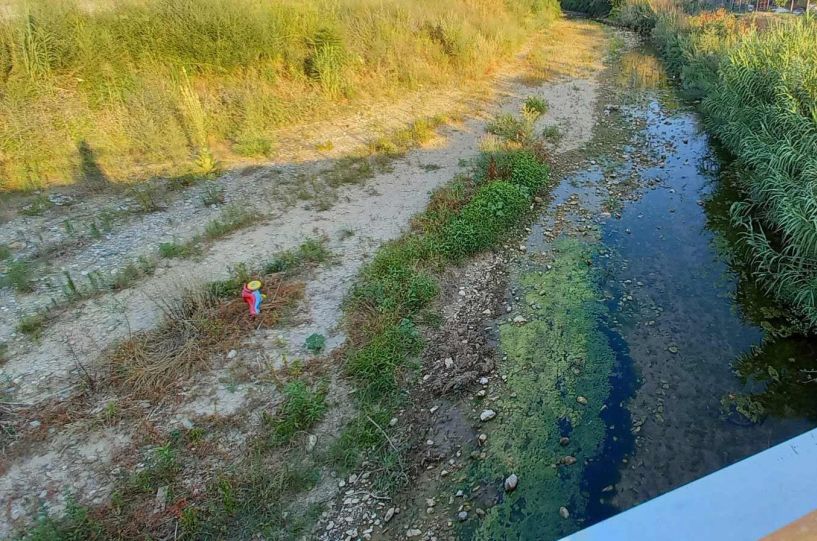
[561,429,817,541]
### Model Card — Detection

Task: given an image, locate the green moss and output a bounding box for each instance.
[472,239,615,540]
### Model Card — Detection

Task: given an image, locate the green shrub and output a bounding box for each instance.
[304,333,326,353]
[0,244,11,260]
[441,181,530,259]
[266,381,327,444]
[346,319,422,400]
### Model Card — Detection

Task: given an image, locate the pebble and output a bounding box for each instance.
[430,405,439,414]
[306,434,317,452]
[406,529,422,538]
[479,377,489,385]
[384,507,395,523]
[576,396,588,405]
[444,357,454,369]
[458,511,469,522]
[559,436,570,446]
[512,315,528,325]
[562,456,577,466]
[389,417,398,427]
[480,409,496,422]
[226,349,237,359]
[504,473,519,492]
[476,389,486,398]
[559,507,570,519]
[478,433,488,444]
[668,345,679,354]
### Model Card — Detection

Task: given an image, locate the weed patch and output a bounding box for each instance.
[264,238,331,274]
[1,259,34,293]
[159,238,202,259]
[17,313,47,339]
[263,380,327,445]
[204,205,256,240]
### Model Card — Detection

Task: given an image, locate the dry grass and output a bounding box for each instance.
[521,18,608,84]
[105,275,303,399]
[0,0,559,191]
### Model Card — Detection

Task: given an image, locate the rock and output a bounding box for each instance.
[519,244,527,252]
[430,405,439,414]
[349,474,358,484]
[306,434,317,452]
[482,309,492,315]
[226,349,237,359]
[668,345,679,354]
[384,507,395,523]
[576,396,588,405]
[458,511,468,522]
[480,409,496,422]
[559,436,570,447]
[456,490,464,497]
[444,357,454,369]
[504,474,519,492]
[406,529,422,538]
[559,506,570,519]
[426,498,436,507]
[512,315,528,325]
[478,433,488,444]
[476,508,486,517]
[154,486,168,513]
[562,456,577,466]
[476,389,486,398]
[479,377,489,385]
[389,417,398,427]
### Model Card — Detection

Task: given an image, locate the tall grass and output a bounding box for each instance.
[0,0,558,191]
[703,19,817,325]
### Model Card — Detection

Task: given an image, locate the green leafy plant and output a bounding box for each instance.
[265,381,327,444]
[523,96,549,115]
[304,333,326,353]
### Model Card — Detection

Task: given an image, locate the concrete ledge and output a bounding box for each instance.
[561,429,817,541]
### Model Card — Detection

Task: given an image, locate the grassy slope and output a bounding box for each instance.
[0,0,558,191]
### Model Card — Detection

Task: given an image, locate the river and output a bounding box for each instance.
[474,41,817,540]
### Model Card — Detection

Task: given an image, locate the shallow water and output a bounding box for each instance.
[502,44,817,538]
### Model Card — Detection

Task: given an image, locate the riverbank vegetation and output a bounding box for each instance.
[0,0,558,191]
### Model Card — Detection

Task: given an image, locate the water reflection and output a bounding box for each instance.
[616,49,668,90]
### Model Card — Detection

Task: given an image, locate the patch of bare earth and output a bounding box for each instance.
[0,17,609,537]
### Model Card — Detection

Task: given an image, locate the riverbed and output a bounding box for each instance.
[479,41,817,539]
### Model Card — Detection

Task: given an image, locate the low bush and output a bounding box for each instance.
[442,181,530,259]
[265,381,327,444]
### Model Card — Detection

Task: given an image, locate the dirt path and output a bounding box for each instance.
[0,17,610,537]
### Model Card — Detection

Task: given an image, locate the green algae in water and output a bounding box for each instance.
[471,238,616,541]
